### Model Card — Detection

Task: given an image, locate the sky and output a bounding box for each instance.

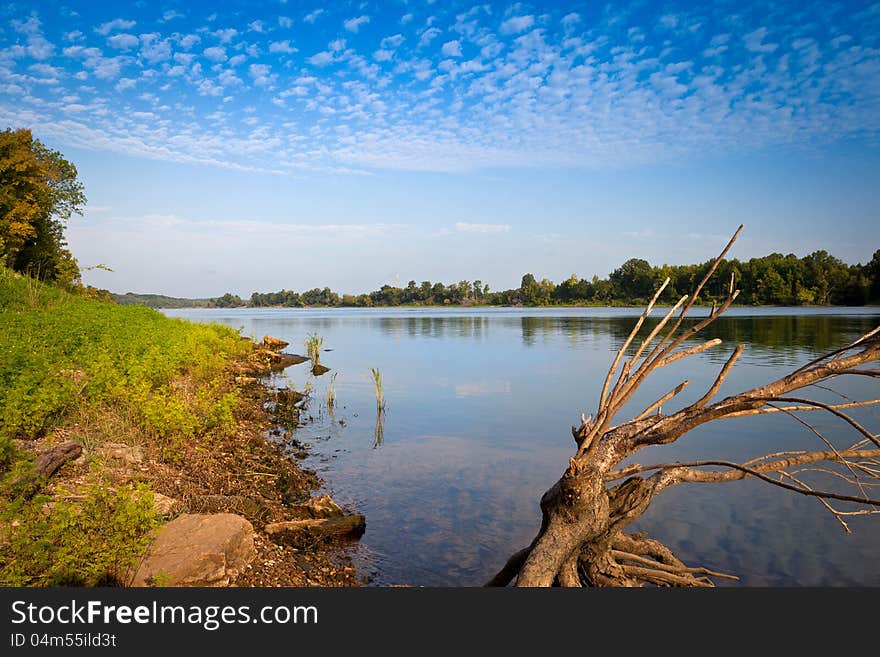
[1,0,878,297]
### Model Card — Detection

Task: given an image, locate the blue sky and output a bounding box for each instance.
[1,0,878,296]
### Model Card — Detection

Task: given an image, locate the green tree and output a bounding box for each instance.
[609,258,653,300]
[863,250,880,303]
[213,293,244,307]
[0,128,86,283]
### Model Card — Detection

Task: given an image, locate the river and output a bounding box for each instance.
[163,306,880,586]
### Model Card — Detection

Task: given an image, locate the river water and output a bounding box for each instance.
[163,306,880,586]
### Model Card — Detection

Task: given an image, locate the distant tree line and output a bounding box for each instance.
[225,250,880,308]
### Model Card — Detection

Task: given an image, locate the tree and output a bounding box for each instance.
[213,293,244,307]
[866,250,880,303]
[0,128,86,283]
[609,258,653,300]
[472,280,483,303]
[488,226,880,587]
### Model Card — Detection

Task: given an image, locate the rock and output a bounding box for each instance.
[311,364,331,376]
[276,388,306,405]
[95,443,143,465]
[273,353,309,369]
[264,515,366,546]
[289,494,346,520]
[261,335,289,351]
[131,513,255,587]
[152,493,180,517]
[235,376,258,385]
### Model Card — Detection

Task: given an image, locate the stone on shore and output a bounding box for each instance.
[261,335,289,351]
[131,513,255,587]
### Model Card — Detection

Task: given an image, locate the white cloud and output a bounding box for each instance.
[309,51,335,66]
[269,40,298,54]
[382,34,405,49]
[455,222,511,234]
[279,16,293,28]
[562,13,580,30]
[139,34,171,63]
[213,28,238,44]
[248,20,265,33]
[115,77,137,91]
[441,40,462,57]
[107,33,139,50]
[249,63,275,87]
[419,27,442,48]
[95,19,136,35]
[744,27,778,53]
[500,15,534,35]
[304,9,325,23]
[344,16,370,33]
[178,34,201,49]
[11,16,55,60]
[203,46,227,62]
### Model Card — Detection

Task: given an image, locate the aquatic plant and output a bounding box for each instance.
[305,333,324,365]
[373,409,384,449]
[326,372,337,409]
[370,368,384,411]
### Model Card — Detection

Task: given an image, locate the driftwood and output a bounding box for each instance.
[10,440,82,499]
[264,515,366,545]
[34,441,82,478]
[488,225,880,587]
[264,494,364,545]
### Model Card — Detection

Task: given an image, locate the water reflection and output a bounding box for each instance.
[373,410,384,449]
[164,306,880,586]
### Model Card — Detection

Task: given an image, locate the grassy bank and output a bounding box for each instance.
[0,269,353,586]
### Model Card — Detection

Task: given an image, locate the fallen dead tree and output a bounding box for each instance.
[488,225,880,587]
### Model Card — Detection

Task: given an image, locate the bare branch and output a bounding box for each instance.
[689,344,746,410]
[725,398,880,418]
[639,453,880,507]
[608,448,880,487]
[599,277,670,411]
[764,397,880,449]
[633,380,690,422]
[655,338,723,369]
[790,326,880,377]
[766,402,871,498]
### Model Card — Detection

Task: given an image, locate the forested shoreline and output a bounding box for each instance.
[158,249,880,309]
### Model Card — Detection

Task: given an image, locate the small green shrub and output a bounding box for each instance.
[0,480,158,586]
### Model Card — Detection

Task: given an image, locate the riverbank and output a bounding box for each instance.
[0,268,358,587]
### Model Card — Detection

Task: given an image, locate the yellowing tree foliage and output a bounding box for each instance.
[0,128,85,283]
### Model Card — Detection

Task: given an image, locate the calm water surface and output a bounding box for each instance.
[164,307,880,586]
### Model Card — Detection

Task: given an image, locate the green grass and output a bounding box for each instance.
[0,267,249,464]
[0,267,255,587]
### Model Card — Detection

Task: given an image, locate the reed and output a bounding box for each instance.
[370,367,385,411]
[326,372,337,409]
[305,333,324,365]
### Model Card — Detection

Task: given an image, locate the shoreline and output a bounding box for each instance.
[0,270,362,587]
